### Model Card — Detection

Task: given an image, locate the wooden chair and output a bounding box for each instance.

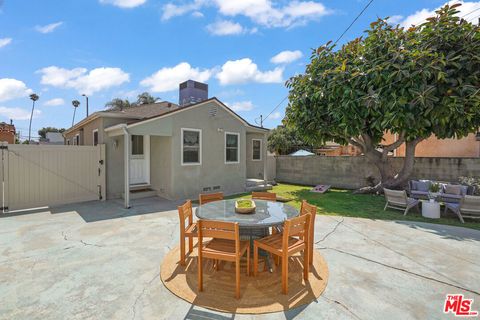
[198,220,250,299]
[300,200,317,266]
[177,200,197,266]
[383,188,420,215]
[253,214,310,295]
[199,192,224,205]
[252,191,276,201]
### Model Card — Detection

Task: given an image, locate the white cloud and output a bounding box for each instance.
[0,78,33,102]
[270,111,282,120]
[192,11,204,18]
[140,62,213,92]
[0,38,12,48]
[216,58,283,85]
[161,0,205,20]
[99,0,146,8]
[35,22,63,34]
[44,98,65,106]
[206,20,245,36]
[161,0,332,28]
[271,50,303,64]
[37,66,130,95]
[388,15,404,24]
[399,1,480,27]
[0,107,41,120]
[227,101,254,112]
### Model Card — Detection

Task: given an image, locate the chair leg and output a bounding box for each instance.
[282,254,288,295]
[180,236,186,266]
[304,247,309,281]
[246,246,250,276]
[384,202,388,211]
[235,258,240,299]
[456,211,465,223]
[403,206,410,216]
[188,236,194,254]
[198,255,203,292]
[253,244,258,276]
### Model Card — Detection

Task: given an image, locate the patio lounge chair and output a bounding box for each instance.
[199,192,223,205]
[253,214,310,295]
[444,195,480,223]
[197,220,250,299]
[384,188,420,216]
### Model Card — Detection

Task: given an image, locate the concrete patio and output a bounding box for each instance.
[0,197,479,320]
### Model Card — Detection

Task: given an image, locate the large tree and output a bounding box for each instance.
[267,126,311,155]
[285,4,480,192]
[105,92,160,111]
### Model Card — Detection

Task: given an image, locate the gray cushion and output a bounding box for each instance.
[442,194,462,200]
[417,181,431,192]
[445,184,462,195]
[411,180,419,191]
[460,185,468,196]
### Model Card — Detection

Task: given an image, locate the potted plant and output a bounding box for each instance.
[235,199,256,214]
[429,183,441,202]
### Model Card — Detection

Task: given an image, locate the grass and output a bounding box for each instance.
[228,183,480,231]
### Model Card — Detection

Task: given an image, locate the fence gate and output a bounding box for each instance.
[0,143,106,212]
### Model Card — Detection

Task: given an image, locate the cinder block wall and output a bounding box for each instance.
[275,156,480,189]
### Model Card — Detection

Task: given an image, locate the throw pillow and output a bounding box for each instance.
[445,184,462,195]
[417,181,430,192]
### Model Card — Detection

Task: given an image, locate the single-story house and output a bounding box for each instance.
[64,80,270,206]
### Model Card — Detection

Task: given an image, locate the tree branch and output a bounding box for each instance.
[382,132,405,152]
[349,138,365,151]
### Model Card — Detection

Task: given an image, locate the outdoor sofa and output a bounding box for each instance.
[408,180,475,203]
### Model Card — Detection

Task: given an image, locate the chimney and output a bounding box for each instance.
[179,80,208,107]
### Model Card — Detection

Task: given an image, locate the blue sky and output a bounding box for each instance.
[1,0,479,140]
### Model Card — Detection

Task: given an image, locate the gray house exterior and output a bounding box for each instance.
[104,97,269,205]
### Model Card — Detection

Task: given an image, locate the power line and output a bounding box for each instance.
[334,0,375,45]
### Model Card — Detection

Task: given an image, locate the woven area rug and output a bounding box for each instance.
[160,242,329,314]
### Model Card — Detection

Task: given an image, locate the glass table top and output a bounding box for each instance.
[195,199,299,228]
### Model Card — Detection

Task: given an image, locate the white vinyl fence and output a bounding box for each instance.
[0,143,106,211]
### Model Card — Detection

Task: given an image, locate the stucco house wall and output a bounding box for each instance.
[246,132,266,179]
[150,136,173,199]
[168,100,247,199]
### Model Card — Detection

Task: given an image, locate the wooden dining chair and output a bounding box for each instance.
[253,214,310,295]
[300,200,317,266]
[199,192,224,205]
[251,191,276,201]
[198,220,250,299]
[177,200,197,266]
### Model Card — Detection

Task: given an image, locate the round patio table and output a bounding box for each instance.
[195,199,299,228]
[195,199,299,272]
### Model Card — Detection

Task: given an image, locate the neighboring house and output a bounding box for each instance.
[64,80,269,203]
[39,132,64,145]
[383,132,480,157]
[0,121,16,144]
[314,142,361,156]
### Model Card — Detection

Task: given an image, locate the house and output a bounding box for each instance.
[39,132,64,145]
[0,121,16,144]
[383,132,480,157]
[63,80,270,204]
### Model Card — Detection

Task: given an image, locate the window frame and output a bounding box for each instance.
[74,134,79,146]
[252,139,262,161]
[181,128,202,166]
[92,129,99,146]
[225,131,240,164]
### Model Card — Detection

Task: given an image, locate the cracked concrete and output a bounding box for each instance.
[0,197,479,320]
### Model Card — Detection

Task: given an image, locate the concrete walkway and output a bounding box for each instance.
[0,197,479,320]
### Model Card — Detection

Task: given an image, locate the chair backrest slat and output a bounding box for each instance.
[198,220,238,241]
[283,214,310,240]
[199,192,224,205]
[178,200,193,228]
[251,192,276,201]
[462,195,480,213]
[301,200,317,237]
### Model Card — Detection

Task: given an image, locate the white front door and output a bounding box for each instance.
[130,135,150,185]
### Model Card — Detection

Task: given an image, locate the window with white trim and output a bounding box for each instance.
[225,132,239,163]
[181,128,201,165]
[252,139,262,161]
[74,134,79,145]
[92,129,99,146]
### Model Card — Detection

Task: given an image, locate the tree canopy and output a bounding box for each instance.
[105,92,160,111]
[285,4,480,191]
[267,126,308,155]
[38,127,65,139]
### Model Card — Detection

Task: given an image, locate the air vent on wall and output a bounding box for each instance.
[209,106,218,117]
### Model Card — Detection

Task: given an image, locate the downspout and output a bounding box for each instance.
[122,124,131,209]
[263,132,268,187]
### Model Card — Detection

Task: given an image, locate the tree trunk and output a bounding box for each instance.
[354,137,422,194]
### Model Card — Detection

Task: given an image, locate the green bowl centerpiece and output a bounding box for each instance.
[235,199,256,214]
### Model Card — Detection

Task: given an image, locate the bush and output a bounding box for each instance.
[458,177,480,195]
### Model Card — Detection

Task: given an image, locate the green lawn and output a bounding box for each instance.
[228,183,480,231]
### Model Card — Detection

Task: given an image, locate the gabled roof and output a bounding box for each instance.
[64,101,180,135]
[116,97,268,132]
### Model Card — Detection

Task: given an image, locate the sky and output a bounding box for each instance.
[0,0,479,140]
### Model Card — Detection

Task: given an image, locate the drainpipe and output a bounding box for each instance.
[122,124,131,209]
[263,133,268,187]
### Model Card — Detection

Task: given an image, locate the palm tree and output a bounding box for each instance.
[105,98,132,111]
[136,92,160,105]
[71,100,80,127]
[28,93,39,143]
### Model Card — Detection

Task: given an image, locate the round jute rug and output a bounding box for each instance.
[160,242,329,314]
